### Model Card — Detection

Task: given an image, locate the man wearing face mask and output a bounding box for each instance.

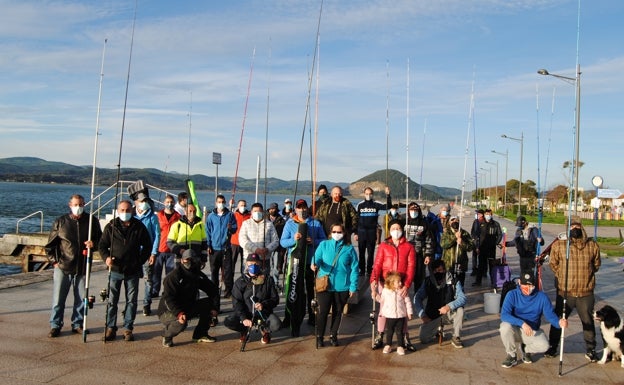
[206,195,237,298]
[499,272,567,368]
[280,199,326,331]
[99,200,152,342]
[355,186,392,276]
[404,202,435,292]
[46,194,102,338]
[544,217,600,361]
[153,194,180,298]
[414,260,466,349]
[504,216,544,273]
[315,185,358,242]
[469,209,485,276]
[132,192,160,317]
[473,208,502,286]
[370,219,416,350]
[224,253,281,345]
[440,216,474,288]
[158,249,220,347]
[313,184,330,216]
[167,203,208,268]
[238,203,280,274]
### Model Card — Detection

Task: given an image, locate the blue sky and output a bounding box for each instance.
[1,0,623,197]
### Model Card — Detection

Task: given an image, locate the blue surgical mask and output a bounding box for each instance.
[118,212,132,222]
[247,263,261,276]
[440,211,448,217]
[409,211,417,219]
[216,203,225,210]
[252,211,263,221]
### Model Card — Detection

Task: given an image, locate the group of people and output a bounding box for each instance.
[45,188,604,369]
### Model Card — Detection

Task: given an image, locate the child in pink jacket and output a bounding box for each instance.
[373,271,413,355]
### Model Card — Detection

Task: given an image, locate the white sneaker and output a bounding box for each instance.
[382,345,392,354]
[397,346,406,355]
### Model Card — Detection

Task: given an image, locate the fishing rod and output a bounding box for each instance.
[231,47,256,209]
[384,60,390,235]
[293,0,322,202]
[187,92,192,179]
[559,0,582,376]
[311,34,320,207]
[534,84,543,282]
[82,38,107,343]
[404,58,409,226]
[418,117,427,202]
[455,72,476,277]
[104,0,138,343]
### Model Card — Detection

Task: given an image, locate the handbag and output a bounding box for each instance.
[315,245,343,293]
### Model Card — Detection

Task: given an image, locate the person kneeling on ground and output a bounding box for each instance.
[413,259,466,349]
[157,249,220,347]
[499,271,567,368]
[224,253,281,345]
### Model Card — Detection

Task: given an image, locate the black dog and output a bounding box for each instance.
[594,305,624,368]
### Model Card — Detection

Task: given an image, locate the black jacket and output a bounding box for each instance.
[98,217,152,275]
[231,273,279,322]
[157,266,220,316]
[45,213,102,274]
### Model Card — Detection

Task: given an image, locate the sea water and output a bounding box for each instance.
[0,181,300,275]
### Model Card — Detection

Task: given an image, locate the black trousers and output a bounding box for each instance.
[315,290,349,338]
[385,317,406,347]
[548,292,596,351]
[159,297,214,339]
[209,249,233,293]
[475,246,495,283]
[358,228,377,274]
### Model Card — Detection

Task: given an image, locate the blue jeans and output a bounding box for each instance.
[152,252,175,296]
[143,262,153,306]
[50,266,85,330]
[106,271,140,330]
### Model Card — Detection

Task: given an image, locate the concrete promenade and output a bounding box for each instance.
[0,218,623,384]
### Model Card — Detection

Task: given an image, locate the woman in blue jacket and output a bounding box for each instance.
[311,223,359,347]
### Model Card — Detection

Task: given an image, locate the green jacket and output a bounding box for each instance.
[440,226,474,272]
[315,197,358,236]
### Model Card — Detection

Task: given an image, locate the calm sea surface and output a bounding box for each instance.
[0,181,301,275]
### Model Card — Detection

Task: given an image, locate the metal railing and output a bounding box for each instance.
[16,211,44,234]
[14,181,175,234]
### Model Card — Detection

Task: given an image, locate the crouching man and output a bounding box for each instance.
[499,271,567,368]
[224,253,281,345]
[158,249,220,347]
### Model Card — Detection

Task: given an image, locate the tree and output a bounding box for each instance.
[546,184,569,212]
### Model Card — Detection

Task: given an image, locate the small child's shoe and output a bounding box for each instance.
[382,345,392,354]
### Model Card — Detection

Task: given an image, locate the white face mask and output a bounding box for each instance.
[118,212,132,222]
[390,209,397,216]
[440,211,448,217]
[485,215,492,221]
[138,201,149,211]
[409,210,417,219]
[238,206,246,214]
[331,233,343,241]
[364,194,372,201]
[216,203,225,210]
[390,229,402,239]
[252,211,263,221]
[285,203,292,210]
[70,206,84,216]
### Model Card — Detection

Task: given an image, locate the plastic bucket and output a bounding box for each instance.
[484,292,501,314]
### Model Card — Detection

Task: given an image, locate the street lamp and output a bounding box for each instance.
[492,149,509,217]
[480,166,492,209]
[485,160,499,212]
[591,175,603,241]
[502,132,524,217]
[538,65,581,213]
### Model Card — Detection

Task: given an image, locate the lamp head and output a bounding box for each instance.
[537,69,550,76]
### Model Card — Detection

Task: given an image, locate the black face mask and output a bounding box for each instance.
[450,222,459,230]
[182,257,201,272]
[434,272,445,282]
[569,228,583,239]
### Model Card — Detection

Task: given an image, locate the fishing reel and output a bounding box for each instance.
[368,311,375,325]
[210,316,219,327]
[87,295,96,309]
[310,298,319,314]
[99,288,109,302]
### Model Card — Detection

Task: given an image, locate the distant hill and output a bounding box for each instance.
[350,169,460,201]
[0,157,460,199]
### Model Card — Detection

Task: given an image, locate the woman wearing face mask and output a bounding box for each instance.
[369,219,416,351]
[440,217,474,288]
[311,223,359,347]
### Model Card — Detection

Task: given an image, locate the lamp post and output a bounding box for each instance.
[538,65,581,213]
[492,149,508,217]
[480,167,492,209]
[501,132,523,217]
[212,152,222,200]
[591,175,603,241]
[485,160,499,212]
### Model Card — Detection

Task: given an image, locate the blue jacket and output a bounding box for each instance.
[501,288,560,331]
[313,239,359,293]
[135,209,160,256]
[205,208,236,251]
[280,216,326,265]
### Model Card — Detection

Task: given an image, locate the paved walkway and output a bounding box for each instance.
[0,218,623,384]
